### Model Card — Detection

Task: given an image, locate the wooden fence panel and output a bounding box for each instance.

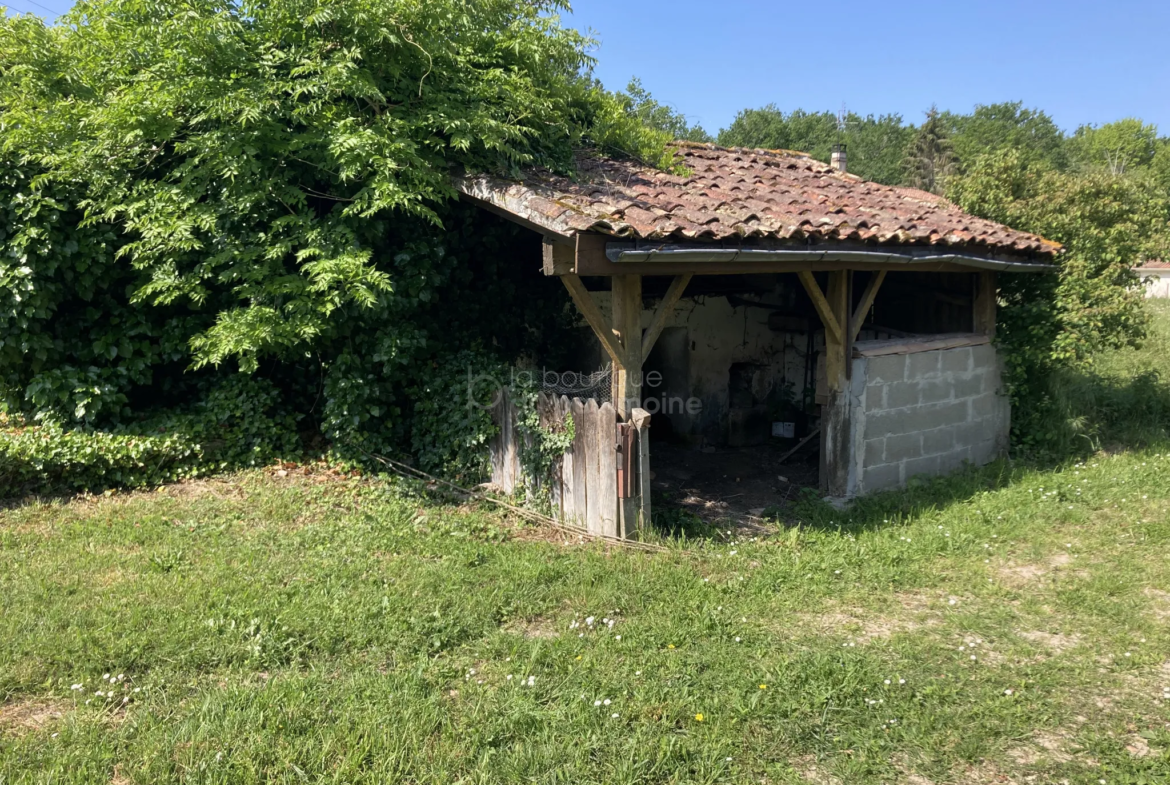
[569,397,588,529]
[487,388,624,536]
[596,401,618,537]
[583,398,602,534]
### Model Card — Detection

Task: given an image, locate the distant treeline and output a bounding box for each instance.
[620,78,1170,192]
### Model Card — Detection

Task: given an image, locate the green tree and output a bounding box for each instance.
[0,0,673,424]
[903,105,957,194]
[1068,118,1159,175]
[950,150,1170,452]
[619,78,713,143]
[717,106,910,184]
[943,101,1067,169]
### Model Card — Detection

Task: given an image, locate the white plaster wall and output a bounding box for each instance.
[1141,271,1170,298]
[585,289,810,444]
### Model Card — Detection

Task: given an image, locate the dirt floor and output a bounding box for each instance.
[649,439,820,529]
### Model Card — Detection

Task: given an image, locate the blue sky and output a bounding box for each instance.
[6,0,1168,135]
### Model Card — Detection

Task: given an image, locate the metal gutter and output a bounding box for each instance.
[605,243,1054,272]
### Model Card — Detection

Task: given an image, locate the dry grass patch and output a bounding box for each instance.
[792,755,843,785]
[501,615,560,639]
[996,551,1088,588]
[1144,588,1170,622]
[1006,730,1075,765]
[1017,629,1083,655]
[0,698,70,736]
[797,592,946,643]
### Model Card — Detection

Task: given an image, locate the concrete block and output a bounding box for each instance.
[864,409,912,439]
[915,400,969,431]
[971,343,997,370]
[885,380,920,409]
[918,379,953,405]
[863,438,886,467]
[863,462,902,492]
[885,432,923,462]
[952,420,985,449]
[970,393,998,419]
[907,351,941,379]
[903,454,941,481]
[922,427,955,456]
[937,447,971,474]
[867,354,906,384]
[950,373,985,400]
[864,384,887,413]
[940,347,972,374]
[970,438,1000,466]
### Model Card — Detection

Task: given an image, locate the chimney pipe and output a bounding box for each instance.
[831,143,847,174]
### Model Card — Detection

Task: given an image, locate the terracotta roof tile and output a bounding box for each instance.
[457,143,1058,258]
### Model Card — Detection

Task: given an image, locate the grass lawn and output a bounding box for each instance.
[4,314,1170,783]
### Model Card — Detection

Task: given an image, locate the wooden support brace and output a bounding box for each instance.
[641,273,692,366]
[851,270,887,343]
[797,270,843,344]
[560,274,625,369]
[542,238,575,276]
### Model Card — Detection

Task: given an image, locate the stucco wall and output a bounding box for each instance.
[1141,270,1170,299]
[586,289,815,445]
[844,342,1009,495]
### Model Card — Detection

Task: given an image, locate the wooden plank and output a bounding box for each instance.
[853,333,989,357]
[824,271,848,393]
[489,388,505,488]
[502,388,517,494]
[542,238,575,276]
[611,274,642,417]
[641,273,692,365]
[974,271,997,336]
[797,271,842,344]
[559,397,576,525]
[595,401,619,537]
[583,398,602,535]
[542,393,562,516]
[571,398,588,530]
[632,407,652,538]
[851,270,887,343]
[561,274,625,368]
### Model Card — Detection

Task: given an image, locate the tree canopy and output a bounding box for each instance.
[0,0,671,427]
[717,106,911,184]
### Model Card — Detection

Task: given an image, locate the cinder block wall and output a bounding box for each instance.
[847,343,1009,494]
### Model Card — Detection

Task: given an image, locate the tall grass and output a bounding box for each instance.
[1042,299,1170,454]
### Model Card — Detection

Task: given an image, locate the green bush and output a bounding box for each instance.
[0,375,300,496]
[949,149,1170,455]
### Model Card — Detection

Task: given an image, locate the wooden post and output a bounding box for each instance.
[611,275,643,418]
[974,271,997,337]
[824,271,848,394]
[820,271,851,497]
[611,274,643,538]
[631,407,652,536]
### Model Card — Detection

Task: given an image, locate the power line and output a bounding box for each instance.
[4,0,61,18]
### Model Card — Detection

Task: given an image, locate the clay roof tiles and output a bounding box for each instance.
[457,143,1059,259]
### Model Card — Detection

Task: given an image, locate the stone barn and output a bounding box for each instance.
[459,142,1057,537]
